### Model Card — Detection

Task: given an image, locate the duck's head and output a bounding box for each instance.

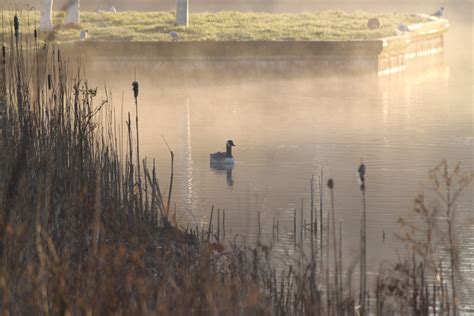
[227,140,236,147]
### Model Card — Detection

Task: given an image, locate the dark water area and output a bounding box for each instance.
[71,1,473,311]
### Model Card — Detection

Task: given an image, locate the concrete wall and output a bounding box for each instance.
[58,18,448,77]
[63,40,382,76]
[377,16,449,76]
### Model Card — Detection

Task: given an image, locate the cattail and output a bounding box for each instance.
[358,160,366,191]
[47,74,52,90]
[14,15,19,40]
[34,28,37,40]
[2,45,5,64]
[327,178,334,189]
[132,81,139,100]
[359,160,368,314]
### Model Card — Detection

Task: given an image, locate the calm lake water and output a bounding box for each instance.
[85,5,473,311]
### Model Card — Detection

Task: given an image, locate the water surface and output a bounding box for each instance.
[85,9,473,309]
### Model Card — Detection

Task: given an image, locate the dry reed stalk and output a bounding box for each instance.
[338,219,343,313]
[325,184,330,314]
[359,180,367,314]
[162,135,174,218]
[276,220,279,241]
[272,217,275,243]
[132,81,143,213]
[293,208,296,247]
[319,171,324,281]
[35,171,51,315]
[310,175,315,260]
[328,178,340,315]
[92,172,101,257]
[222,209,225,239]
[217,208,220,242]
[207,206,214,241]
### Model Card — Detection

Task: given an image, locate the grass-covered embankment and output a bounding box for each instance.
[4,10,426,42]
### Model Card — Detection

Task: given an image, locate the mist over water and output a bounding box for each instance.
[82,2,472,309]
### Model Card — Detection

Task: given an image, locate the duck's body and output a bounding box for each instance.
[210,140,235,164]
[210,153,235,164]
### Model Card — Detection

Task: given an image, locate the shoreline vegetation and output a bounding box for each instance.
[0,14,472,315]
[1,10,427,42]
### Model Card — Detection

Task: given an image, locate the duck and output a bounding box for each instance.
[210,140,236,164]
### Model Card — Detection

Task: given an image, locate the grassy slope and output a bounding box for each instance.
[7,10,425,42]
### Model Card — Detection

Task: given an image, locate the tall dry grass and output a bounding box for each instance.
[0,14,331,315]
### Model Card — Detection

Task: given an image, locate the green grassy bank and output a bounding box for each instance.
[3,10,425,42]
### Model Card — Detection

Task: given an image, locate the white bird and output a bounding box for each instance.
[80,30,88,41]
[210,140,236,164]
[431,7,444,18]
[169,31,181,41]
[398,23,410,33]
[109,5,117,13]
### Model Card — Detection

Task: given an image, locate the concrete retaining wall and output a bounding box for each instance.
[59,16,449,77]
[378,16,448,75]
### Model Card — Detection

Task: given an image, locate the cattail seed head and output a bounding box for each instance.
[132,81,139,99]
[358,162,366,191]
[34,29,37,40]
[47,74,52,90]
[13,15,20,41]
[327,179,334,189]
[2,45,5,64]
[13,15,19,39]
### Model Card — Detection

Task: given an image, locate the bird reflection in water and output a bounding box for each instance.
[210,162,235,186]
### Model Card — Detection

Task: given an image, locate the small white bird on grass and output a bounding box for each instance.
[109,5,117,13]
[80,29,88,41]
[169,31,181,42]
[431,7,444,18]
[398,23,410,33]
